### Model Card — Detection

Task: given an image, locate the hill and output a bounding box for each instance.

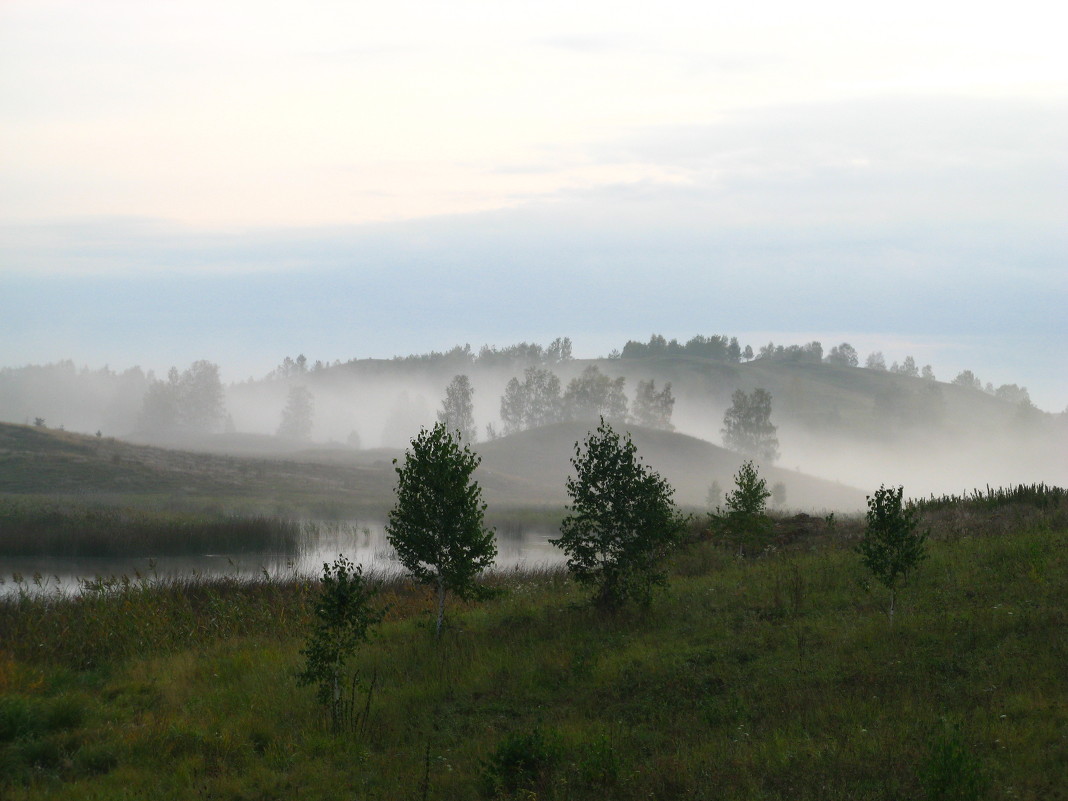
[0,421,865,515]
[476,421,865,511]
[4,345,1066,498]
[0,423,396,516]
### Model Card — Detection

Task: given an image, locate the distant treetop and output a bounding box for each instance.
[620,334,742,361]
[756,341,823,364]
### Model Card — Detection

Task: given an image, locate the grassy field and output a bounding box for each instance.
[1,497,1066,799]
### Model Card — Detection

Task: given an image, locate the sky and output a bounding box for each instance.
[1,0,1066,409]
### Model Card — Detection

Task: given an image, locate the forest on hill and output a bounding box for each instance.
[1,333,1065,500]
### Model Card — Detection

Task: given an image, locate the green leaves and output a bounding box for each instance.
[552,418,686,610]
[297,556,382,729]
[386,422,496,634]
[857,485,929,624]
[711,460,774,554]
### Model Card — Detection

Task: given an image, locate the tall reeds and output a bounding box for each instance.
[0,496,302,557]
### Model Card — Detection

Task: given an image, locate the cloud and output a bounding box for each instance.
[2,200,1065,408]
[563,95,1068,228]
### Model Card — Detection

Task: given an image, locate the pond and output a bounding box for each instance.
[0,520,566,597]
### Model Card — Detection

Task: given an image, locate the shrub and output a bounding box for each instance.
[480,727,562,797]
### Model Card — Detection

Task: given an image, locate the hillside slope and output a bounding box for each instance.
[0,421,866,514]
[0,423,397,515]
[476,421,866,510]
[5,351,1065,498]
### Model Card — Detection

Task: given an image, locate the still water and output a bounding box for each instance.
[0,521,566,597]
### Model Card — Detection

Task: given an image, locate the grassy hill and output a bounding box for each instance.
[0,423,397,516]
[477,422,866,511]
[4,350,1065,498]
[0,421,865,517]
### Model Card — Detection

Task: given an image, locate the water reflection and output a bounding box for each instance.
[0,520,565,596]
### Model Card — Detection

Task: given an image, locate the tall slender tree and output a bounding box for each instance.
[437,374,477,443]
[278,385,314,440]
[721,388,780,463]
[386,422,496,636]
[631,379,675,430]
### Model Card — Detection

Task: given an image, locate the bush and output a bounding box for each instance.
[480,727,562,797]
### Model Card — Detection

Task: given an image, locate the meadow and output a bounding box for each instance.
[0,491,1065,799]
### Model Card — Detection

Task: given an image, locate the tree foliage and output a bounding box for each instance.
[631,379,675,430]
[721,388,780,463]
[297,556,383,732]
[865,352,887,371]
[710,460,773,553]
[706,480,724,509]
[551,418,686,610]
[500,367,563,435]
[139,360,226,434]
[825,342,859,367]
[757,341,823,364]
[893,355,919,377]
[437,374,477,443]
[386,422,496,635]
[562,366,628,423]
[951,370,982,391]
[620,333,742,362]
[277,385,314,440]
[857,485,929,625]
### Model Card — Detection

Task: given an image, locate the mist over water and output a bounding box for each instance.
[0,520,564,598]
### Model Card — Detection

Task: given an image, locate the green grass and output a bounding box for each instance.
[0,500,1066,799]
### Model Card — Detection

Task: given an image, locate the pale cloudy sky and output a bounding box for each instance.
[1,1,1066,408]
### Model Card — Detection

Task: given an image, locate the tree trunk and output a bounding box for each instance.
[436,579,446,637]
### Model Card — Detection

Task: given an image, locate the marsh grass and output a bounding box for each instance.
[0,496,302,557]
[0,494,1066,799]
[915,483,1068,512]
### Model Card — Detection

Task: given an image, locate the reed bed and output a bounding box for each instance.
[913,482,1067,512]
[0,496,302,557]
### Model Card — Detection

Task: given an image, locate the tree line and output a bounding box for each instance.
[434,366,676,444]
[9,330,1039,440]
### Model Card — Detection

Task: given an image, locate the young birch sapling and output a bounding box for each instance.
[551,417,686,610]
[711,460,773,555]
[297,556,383,733]
[386,422,497,636]
[857,485,929,625]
